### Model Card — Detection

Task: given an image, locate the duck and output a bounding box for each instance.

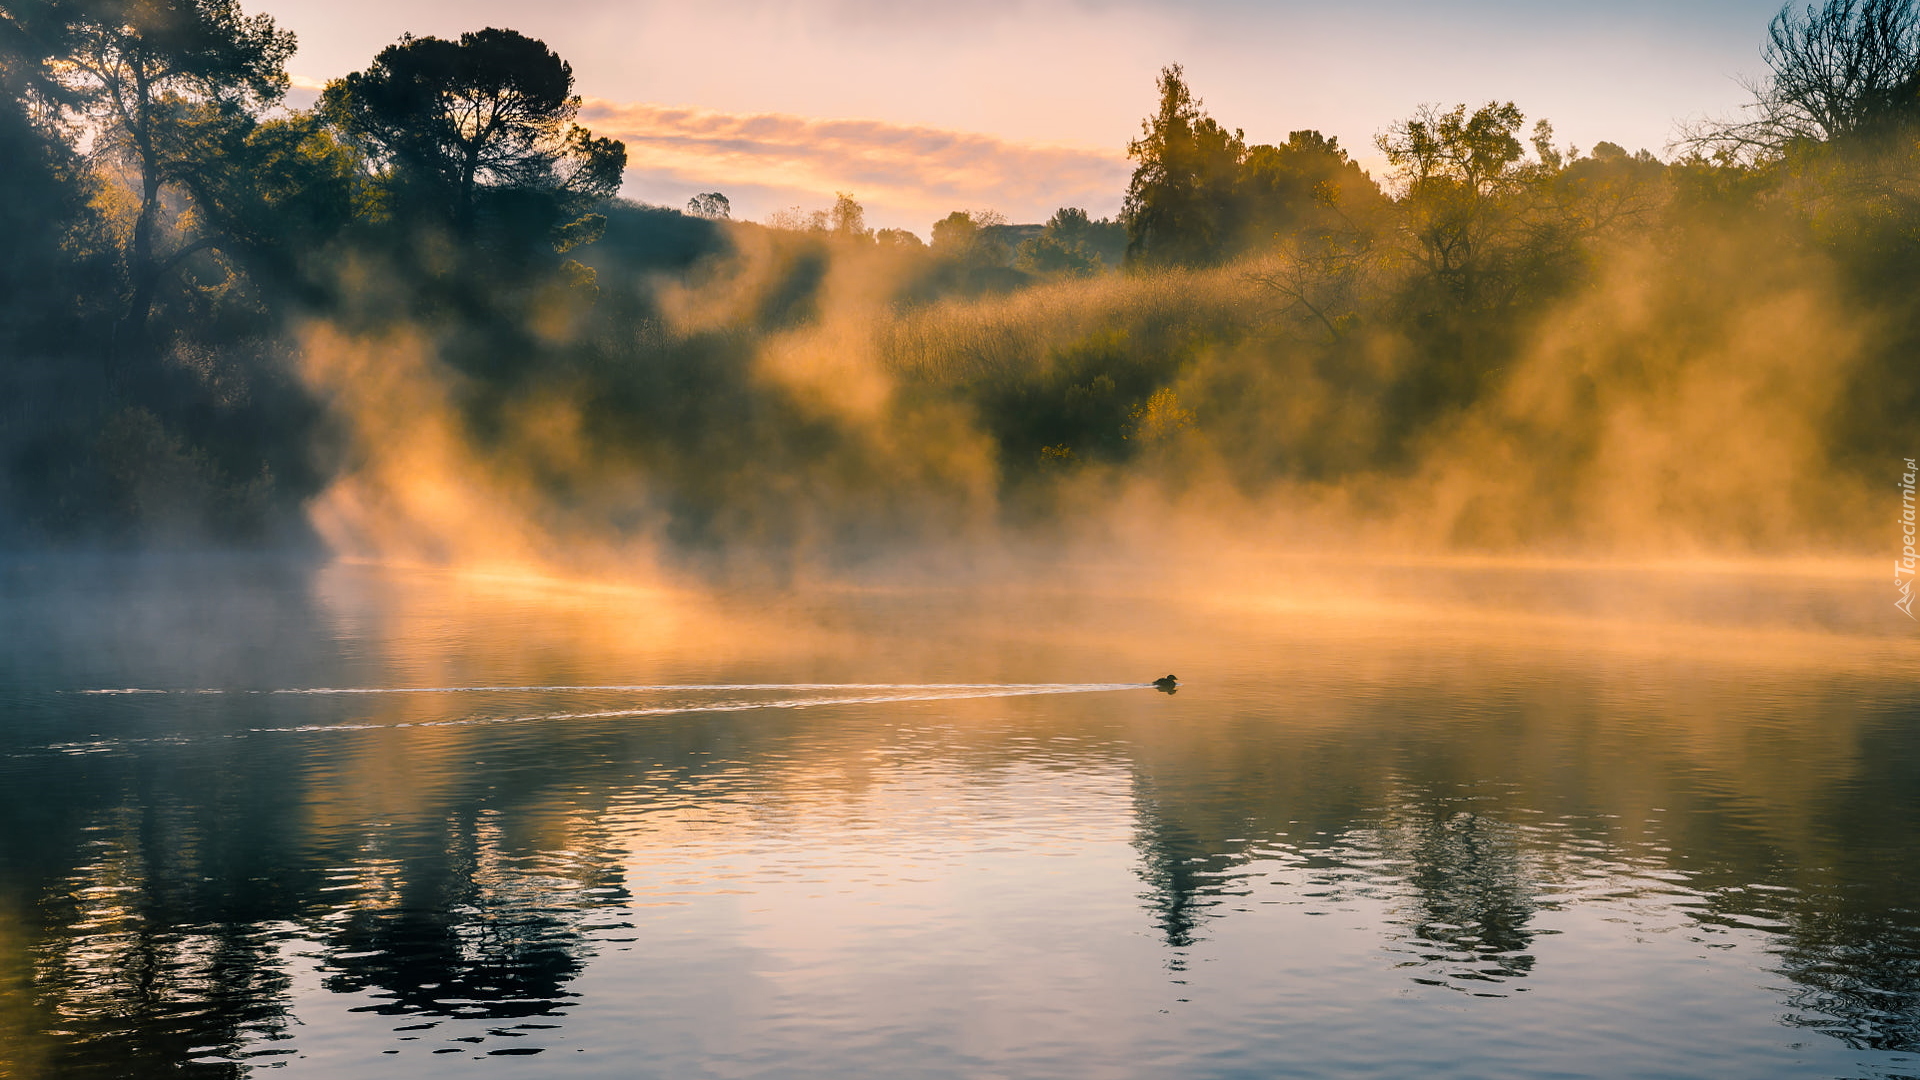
[1152,674,1179,692]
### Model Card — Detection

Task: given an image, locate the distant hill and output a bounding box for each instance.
[581,200,731,273]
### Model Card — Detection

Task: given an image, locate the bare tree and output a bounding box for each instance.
[1687,0,1920,156]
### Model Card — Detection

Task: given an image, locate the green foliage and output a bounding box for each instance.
[1379,101,1527,192]
[1123,69,1392,269]
[0,24,105,344]
[1124,64,1246,266]
[94,405,275,538]
[8,10,1920,555]
[931,209,1006,259]
[172,109,370,285]
[52,0,296,352]
[60,0,295,108]
[323,27,625,233]
[1017,232,1101,277]
[1238,131,1386,245]
[1016,208,1126,277]
[901,209,1030,297]
[1375,101,1585,314]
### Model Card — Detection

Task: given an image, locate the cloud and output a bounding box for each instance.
[580,98,1133,232]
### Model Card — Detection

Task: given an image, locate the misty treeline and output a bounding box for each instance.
[2,0,1918,564]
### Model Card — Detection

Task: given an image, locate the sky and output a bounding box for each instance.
[264,0,1787,235]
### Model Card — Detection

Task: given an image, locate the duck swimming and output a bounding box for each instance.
[1152,674,1178,692]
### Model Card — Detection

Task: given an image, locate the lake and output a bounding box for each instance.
[0,554,1915,1079]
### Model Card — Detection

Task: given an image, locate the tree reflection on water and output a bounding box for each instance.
[1,561,1917,1074]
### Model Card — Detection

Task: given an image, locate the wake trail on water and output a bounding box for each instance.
[244,684,1144,733]
[77,682,1142,696]
[38,683,1149,749]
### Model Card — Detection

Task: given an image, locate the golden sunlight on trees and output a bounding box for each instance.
[1125,387,1196,445]
[4,6,1920,554]
[829,192,869,239]
[1123,64,1245,266]
[930,208,1008,257]
[52,0,295,357]
[1375,101,1535,310]
[1121,66,1391,272]
[762,192,874,239]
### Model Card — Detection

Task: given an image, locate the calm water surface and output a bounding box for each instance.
[0,555,1916,1079]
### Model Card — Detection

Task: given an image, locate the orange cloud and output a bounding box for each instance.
[580,97,1132,231]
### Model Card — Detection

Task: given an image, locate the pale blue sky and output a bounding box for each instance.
[262,0,1787,230]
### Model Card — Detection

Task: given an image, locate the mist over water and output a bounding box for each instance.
[7,4,1920,1077]
[1,556,1914,1079]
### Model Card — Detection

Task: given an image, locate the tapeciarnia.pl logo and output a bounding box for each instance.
[1899,458,1917,619]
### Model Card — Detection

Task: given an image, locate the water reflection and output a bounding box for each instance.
[312,812,613,1023]
[1128,786,1218,949]
[1379,807,1540,987]
[0,557,1917,1077]
[1776,907,1920,1053]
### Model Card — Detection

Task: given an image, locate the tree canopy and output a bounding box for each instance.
[51,0,296,354]
[1123,64,1246,266]
[2,4,1920,562]
[324,26,625,230]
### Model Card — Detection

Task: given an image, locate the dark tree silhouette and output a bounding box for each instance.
[0,2,103,342]
[1687,0,1920,155]
[687,191,730,219]
[1764,0,1920,140]
[324,27,625,231]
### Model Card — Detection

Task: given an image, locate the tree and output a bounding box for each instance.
[1017,232,1100,277]
[1378,101,1527,196]
[1016,208,1123,276]
[0,1,104,339]
[1686,0,1920,156]
[758,194,872,239]
[874,227,923,248]
[687,191,730,219]
[1760,0,1920,142]
[1376,101,1533,307]
[828,191,870,240]
[1047,206,1095,238]
[170,109,369,290]
[930,209,1007,263]
[52,0,295,356]
[1122,64,1245,266]
[324,27,625,231]
[930,209,978,251]
[1238,130,1387,251]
